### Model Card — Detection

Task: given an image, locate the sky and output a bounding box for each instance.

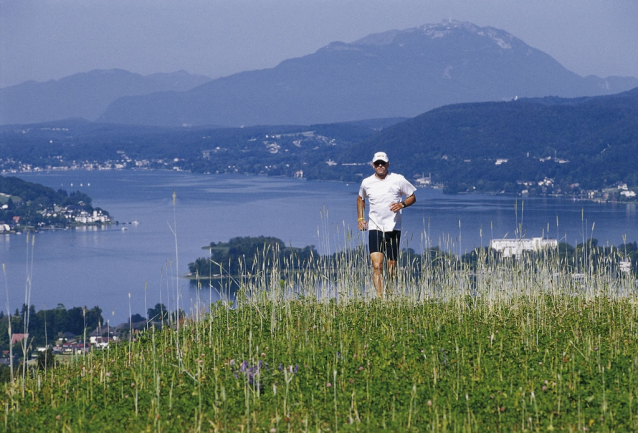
[1,0,637,88]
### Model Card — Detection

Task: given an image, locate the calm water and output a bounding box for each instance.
[2,170,637,324]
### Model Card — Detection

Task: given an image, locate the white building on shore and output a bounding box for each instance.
[490,237,558,258]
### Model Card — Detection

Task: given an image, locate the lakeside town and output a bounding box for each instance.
[1,153,637,204]
[0,170,113,233]
[0,206,111,233]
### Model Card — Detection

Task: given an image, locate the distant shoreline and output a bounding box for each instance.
[7,166,638,205]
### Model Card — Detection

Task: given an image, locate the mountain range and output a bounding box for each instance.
[97,20,638,127]
[0,69,211,125]
[2,21,638,128]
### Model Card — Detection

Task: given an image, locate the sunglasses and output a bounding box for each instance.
[373,161,387,167]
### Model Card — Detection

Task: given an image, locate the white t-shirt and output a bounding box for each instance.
[359,172,417,232]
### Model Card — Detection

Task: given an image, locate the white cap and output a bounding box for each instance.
[372,152,389,163]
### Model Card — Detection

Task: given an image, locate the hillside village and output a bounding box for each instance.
[0,175,112,233]
[1,319,165,366]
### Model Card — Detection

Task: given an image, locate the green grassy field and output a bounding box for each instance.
[3,247,638,431]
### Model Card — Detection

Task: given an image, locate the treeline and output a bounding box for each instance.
[461,239,638,274]
[0,304,103,352]
[189,236,638,282]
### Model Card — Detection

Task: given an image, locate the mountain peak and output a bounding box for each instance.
[352,20,515,50]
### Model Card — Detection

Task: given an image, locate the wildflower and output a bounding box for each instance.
[427,400,432,406]
[359,366,364,371]
[542,386,547,391]
[538,361,542,365]
[327,382,332,387]
[500,406,506,412]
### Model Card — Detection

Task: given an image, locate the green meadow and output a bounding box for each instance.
[3,244,638,432]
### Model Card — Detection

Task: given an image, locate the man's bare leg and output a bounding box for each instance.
[370,252,385,298]
[387,259,397,296]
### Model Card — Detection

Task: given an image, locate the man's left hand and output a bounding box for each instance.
[389,202,403,213]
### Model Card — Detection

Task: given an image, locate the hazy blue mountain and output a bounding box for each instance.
[0,69,212,125]
[99,20,638,127]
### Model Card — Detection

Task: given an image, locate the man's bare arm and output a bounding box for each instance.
[357,195,368,231]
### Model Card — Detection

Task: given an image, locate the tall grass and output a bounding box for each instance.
[2,226,637,431]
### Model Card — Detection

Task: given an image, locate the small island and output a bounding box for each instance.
[0,175,111,233]
[188,236,318,280]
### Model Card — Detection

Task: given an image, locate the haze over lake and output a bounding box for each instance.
[1,170,636,323]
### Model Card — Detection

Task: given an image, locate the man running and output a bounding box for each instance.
[357,151,416,298]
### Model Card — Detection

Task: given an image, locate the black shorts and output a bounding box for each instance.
[368,230,401,261]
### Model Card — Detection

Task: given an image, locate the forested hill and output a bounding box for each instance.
[346,87,638,194]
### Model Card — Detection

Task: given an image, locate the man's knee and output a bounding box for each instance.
[370,252,384,271]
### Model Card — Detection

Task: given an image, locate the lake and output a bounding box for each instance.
[2,170,637,324]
